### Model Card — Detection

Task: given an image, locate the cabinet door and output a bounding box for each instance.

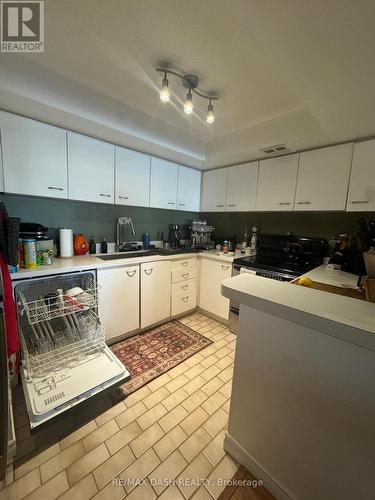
[226,162,258,212]
[115,147,150,207]
[0,111,67,198]
[256,154,299,211]
[177,166,201,212]
[68,132,114,203]
[200,168,228,212]
[150,158,178,209]
[347,140,375,212]
[141,261,171,328]
[294,143,353,211]
[97,266,140,342]
[198,259,231,320]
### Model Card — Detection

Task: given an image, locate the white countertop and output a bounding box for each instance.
[11,249,235,280]
[222,269,375,351]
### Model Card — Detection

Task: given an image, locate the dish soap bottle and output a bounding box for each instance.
[89,236,96,254]
[242,227,249,253]
[101,238,108,254]
[249,227,258,257]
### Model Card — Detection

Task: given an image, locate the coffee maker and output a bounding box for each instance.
[168,224,181,248]
[190,220,215,250]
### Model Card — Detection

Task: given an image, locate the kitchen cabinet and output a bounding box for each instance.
[256,154,299,211]
[226,162,258,212]
[0,111,68,198]
[171,258,197,316]
[68,132,114,204]
[201,168,228,212]
[97,266,140,342]
[294,143,353,211]
[150,157,178,209]
[347,139,375,212]
[115,147,150,207]
[140,260,171,328]
[198,258,231,320]
[0,136,4,193]
[177,165,201,212]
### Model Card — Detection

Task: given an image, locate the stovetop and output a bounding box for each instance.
[234,234,327,276]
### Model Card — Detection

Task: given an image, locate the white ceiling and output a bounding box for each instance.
[0,0,375,169]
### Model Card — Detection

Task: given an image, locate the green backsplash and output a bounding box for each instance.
[1,194,198,241]
[200,211,375,242]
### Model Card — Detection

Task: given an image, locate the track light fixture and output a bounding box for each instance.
[157,67,218,124]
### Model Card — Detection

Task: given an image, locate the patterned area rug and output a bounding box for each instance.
[110,320,212,397]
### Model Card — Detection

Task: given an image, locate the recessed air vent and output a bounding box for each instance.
[261,144,290,156]
[44,392,65,406]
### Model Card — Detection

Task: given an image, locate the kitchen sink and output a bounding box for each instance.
[97,251,156,261]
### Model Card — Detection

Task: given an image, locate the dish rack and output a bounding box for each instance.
[15,273,106,379]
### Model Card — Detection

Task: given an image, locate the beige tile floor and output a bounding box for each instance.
[1,312,239,500]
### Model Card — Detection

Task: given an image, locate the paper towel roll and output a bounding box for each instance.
[59,228,73,258]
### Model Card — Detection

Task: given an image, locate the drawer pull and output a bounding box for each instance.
[227,204,236,207]
[118,195,129,200]
[126,270,136,277]
[278,202,291,205]
[48,186,64,191]
[144,268,153,275]
[221,265,230,271]
[100,193,111,197]
[181,296,189,302]
[182,273,189,279]
[297,201,311,205]
[351,200,369,204]
[216,204,224,207]
[181,261,188,266]
[181,284,188,290]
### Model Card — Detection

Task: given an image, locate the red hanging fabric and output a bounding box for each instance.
[0,254,20,358]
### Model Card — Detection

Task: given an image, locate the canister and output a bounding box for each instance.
[23,239,37,268]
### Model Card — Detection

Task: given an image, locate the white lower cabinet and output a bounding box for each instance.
[141,261,171,329]
[198,258,231,320]
[97,266,139,343]
[171,258,197,316]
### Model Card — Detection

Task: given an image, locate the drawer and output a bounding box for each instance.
[172,267,196,283]
[172,258,197,271]
[172,292,197,316]
[172,278,196,296]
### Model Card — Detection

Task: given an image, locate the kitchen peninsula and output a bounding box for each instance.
[221,272,375,500]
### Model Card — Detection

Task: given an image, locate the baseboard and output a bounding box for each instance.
[196,307,229,325]
[224,432,295,500]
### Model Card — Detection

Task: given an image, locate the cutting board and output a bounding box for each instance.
[292,280,367,301]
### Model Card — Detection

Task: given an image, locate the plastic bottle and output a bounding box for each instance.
[249,227,258,257]
[143,233,150,250]
[89,237,96,254]
[101,238,108,253]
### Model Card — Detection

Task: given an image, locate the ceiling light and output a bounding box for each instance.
[206,101,215,124]
[156,67,219,122]
[159,74,170,102]
[184,90,193,114]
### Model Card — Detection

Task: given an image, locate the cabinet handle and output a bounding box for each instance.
[118,195,129,200]
[227,204,236,207]
[100,193,111,197]
[181,261,189,266]
[278,202,291,205]
[181,296,189,302]
[181,284,188,290]
[126,270,137,277]
[216,204,224,207]
[144,268,153,275]
[48,186,64,191]
[221,265,230,271]
[351,200,369,204]
[168,202,175,205]
[178,203,185,207]
[297,201,311,205]
[182,273,189,279]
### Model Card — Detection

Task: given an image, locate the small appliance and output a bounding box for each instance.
[190,220,215,250]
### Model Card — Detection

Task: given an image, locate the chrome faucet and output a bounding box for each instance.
[116,217,136,251]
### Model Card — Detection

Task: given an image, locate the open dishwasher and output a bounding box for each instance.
[13,270,130,429]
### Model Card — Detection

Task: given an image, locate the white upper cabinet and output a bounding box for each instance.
[150,157,178,209]
[177,166,201,212]
[256,154,299,211]
[226,162,258,212]
[347,139,375,212]
[0,111,67,198]
[201,168,228,212]
[294,143,353,211]
[115,147,150,207]
[68,132,114,204]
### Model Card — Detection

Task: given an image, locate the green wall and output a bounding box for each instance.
[200,211,375,241]
[1,194,198,242]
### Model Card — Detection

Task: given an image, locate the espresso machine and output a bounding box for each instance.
[190,220,215,250]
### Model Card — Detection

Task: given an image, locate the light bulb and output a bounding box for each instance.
[206,102,215,123]
[184,90,193,114]
[160,77,170,102]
